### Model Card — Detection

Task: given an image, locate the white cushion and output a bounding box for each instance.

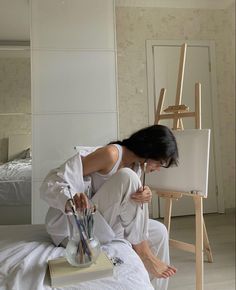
[74,145,101,157]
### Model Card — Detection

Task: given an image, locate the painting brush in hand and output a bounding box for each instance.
[67,186,92,260]
[141,161,147,209]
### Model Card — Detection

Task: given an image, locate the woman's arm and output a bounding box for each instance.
[41,153,85,212]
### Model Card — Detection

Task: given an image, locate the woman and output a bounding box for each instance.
[40,124,178,290]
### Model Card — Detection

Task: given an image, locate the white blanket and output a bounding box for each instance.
[0,225,154,290]
[0,159,31,206]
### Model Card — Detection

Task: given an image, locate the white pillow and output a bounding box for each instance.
[8,147,31,161]
[25,148,32,159]
[74,146,101,157]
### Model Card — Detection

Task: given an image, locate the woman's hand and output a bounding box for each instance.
[131,186,153,204]
[65,192,89,213]
[73,192,89,210]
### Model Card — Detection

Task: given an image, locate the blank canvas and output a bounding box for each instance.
[146,129,211,197]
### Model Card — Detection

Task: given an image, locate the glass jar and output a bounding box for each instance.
[65,208,101,267]
[65,233,100,267]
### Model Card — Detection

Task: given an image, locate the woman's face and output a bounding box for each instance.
[141,159,166,173]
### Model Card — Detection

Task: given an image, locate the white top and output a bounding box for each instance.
[90,144,123,193]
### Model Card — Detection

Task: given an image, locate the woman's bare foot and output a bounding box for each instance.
[133,240,177,279]
[141,255,177,278]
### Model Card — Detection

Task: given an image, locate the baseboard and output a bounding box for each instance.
[225,207,236,214]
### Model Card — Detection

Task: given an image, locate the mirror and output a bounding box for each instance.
[0,45,31,224]
[0,0,31,224]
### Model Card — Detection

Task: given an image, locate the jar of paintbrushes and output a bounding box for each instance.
[65,186,101,267]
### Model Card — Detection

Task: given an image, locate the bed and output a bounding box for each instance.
[0,224,154,290]
[0,134,32,225]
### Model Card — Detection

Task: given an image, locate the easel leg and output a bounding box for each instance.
[194,196,204,290]
[203,219,213,263]
[164,198,172,234]
[154,88,166,125]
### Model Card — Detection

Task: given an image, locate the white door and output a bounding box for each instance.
[146,41,223,217]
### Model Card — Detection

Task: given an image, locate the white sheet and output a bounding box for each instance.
[0,158,31,205]
[0,225,154,290]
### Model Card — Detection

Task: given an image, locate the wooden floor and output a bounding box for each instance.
[159,211,235,290]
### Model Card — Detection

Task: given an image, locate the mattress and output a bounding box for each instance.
[0,224,154,290]
[0,158,31,206]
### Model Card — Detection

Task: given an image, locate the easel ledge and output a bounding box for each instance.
[154,189,207,199]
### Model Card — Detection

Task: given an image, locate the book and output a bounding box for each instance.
[48,251,114,287]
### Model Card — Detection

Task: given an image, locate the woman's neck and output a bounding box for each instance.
[120,146,143,169]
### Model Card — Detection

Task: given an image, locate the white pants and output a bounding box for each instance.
[92,168,170,290]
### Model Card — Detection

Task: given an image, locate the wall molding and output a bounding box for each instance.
[0,113,31,116]
[115,0,235,9]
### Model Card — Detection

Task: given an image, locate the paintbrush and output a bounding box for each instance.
[67,186,92,260]
[141,161,147,209]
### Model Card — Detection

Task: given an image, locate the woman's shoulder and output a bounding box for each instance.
[95,144,120,162]
[83,144,120,175]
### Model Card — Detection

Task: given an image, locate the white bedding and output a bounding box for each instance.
[0,158,31,206]
[0,224,154,290]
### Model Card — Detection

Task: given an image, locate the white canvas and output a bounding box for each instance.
[146,129,211,198]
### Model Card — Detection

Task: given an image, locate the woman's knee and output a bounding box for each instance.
[93,168,141,207]
[116,167,140,183]
[111,168,141,200]
[116,168,141,190]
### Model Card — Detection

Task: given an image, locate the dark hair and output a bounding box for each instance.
[110,125,178,168]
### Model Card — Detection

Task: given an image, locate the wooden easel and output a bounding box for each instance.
[154,43,213,290]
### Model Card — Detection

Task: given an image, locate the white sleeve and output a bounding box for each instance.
[40,154,85,213]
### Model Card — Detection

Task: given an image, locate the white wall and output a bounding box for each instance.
[30,0,118,223]
[116,3,235,209]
